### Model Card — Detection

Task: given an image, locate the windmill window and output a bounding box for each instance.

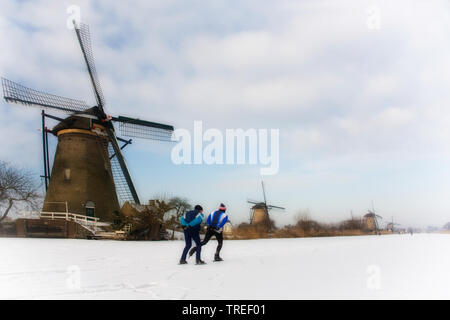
[64,168,71,181]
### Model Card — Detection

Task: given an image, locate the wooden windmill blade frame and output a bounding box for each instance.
[2,77,90,113]
[72,22,142,205]
[112,116,174,142]
[73,22,106,111]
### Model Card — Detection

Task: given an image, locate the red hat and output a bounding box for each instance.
[219,203,226,211]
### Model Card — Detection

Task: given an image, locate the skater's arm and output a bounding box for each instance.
[206,212,213,226]
[188,212,204,227]
[216,214,228,229]
[180,216,188,227]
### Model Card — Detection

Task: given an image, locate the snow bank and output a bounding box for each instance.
[1,234,449,299]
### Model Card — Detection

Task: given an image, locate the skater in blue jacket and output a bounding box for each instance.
[189,203,229,262]
[179,205,205,265]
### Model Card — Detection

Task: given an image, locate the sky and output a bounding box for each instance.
[1,0,450,228]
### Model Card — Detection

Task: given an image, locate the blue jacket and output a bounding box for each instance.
[206,210,228,230]
[180,209,204,231]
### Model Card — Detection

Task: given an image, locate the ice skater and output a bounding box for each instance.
[179,205,206,265]
[189,203,229,262]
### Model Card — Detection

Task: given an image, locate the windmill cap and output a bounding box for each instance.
[219,203,226,211]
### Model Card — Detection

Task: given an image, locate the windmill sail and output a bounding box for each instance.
[74,22,106,110]
[2,78,89,113]
[261,181,267,204]
[105,127,140,204]
[108,143,137,205]
[73,21,142,205]
[247,199,262,205]
[267,204,285,210]
[113,116,174,141]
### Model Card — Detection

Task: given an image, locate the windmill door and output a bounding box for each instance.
[85,201,95,218]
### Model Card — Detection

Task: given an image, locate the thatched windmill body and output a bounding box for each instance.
[247,181,285,230]
[2,22,174,222]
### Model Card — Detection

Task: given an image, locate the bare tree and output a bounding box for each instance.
[166,197,192,239]
[0,161,41,223]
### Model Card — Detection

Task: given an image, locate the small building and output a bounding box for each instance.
[223,222,233,237]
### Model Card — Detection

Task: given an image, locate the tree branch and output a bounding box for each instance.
[0,199,14,223]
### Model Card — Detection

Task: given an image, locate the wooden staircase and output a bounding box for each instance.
[38,212,125,240]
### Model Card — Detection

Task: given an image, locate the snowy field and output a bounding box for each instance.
[1,234,450,299]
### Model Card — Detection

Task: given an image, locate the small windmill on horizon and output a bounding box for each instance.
[363,201,383,235]
[247,180,285,231]
[387,216,401,233]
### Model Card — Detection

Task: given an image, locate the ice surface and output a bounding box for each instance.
[1,234,449,299]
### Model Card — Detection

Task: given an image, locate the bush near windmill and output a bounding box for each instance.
[118,200,170,240]
[117,197,193,241]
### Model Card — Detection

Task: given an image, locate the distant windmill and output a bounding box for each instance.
[387,216,401,233]
[247,181,285,231]
[363,202,383,235]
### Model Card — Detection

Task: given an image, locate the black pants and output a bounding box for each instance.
[192,227,223,256]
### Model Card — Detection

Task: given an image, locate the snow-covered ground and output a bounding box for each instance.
[1,234,449,299]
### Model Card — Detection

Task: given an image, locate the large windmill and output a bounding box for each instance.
[1,21,174,222]
[247,181,285,230]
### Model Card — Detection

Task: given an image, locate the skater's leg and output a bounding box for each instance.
[201,228,214,246]
[192,232,202,261]
[189,228,214,257]
[181,230,192,261]
[214,232,224,261]
[215,232,223,255]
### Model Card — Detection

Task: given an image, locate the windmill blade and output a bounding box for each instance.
[105,126,140,205]
[2,78,89,113]
[112,116,174,141]
[74,22,106,111]
[261,180,267,204]
[108,143,137,205]
[247,199,262,205]
[249,208,254,224]
[267,205,285,210]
